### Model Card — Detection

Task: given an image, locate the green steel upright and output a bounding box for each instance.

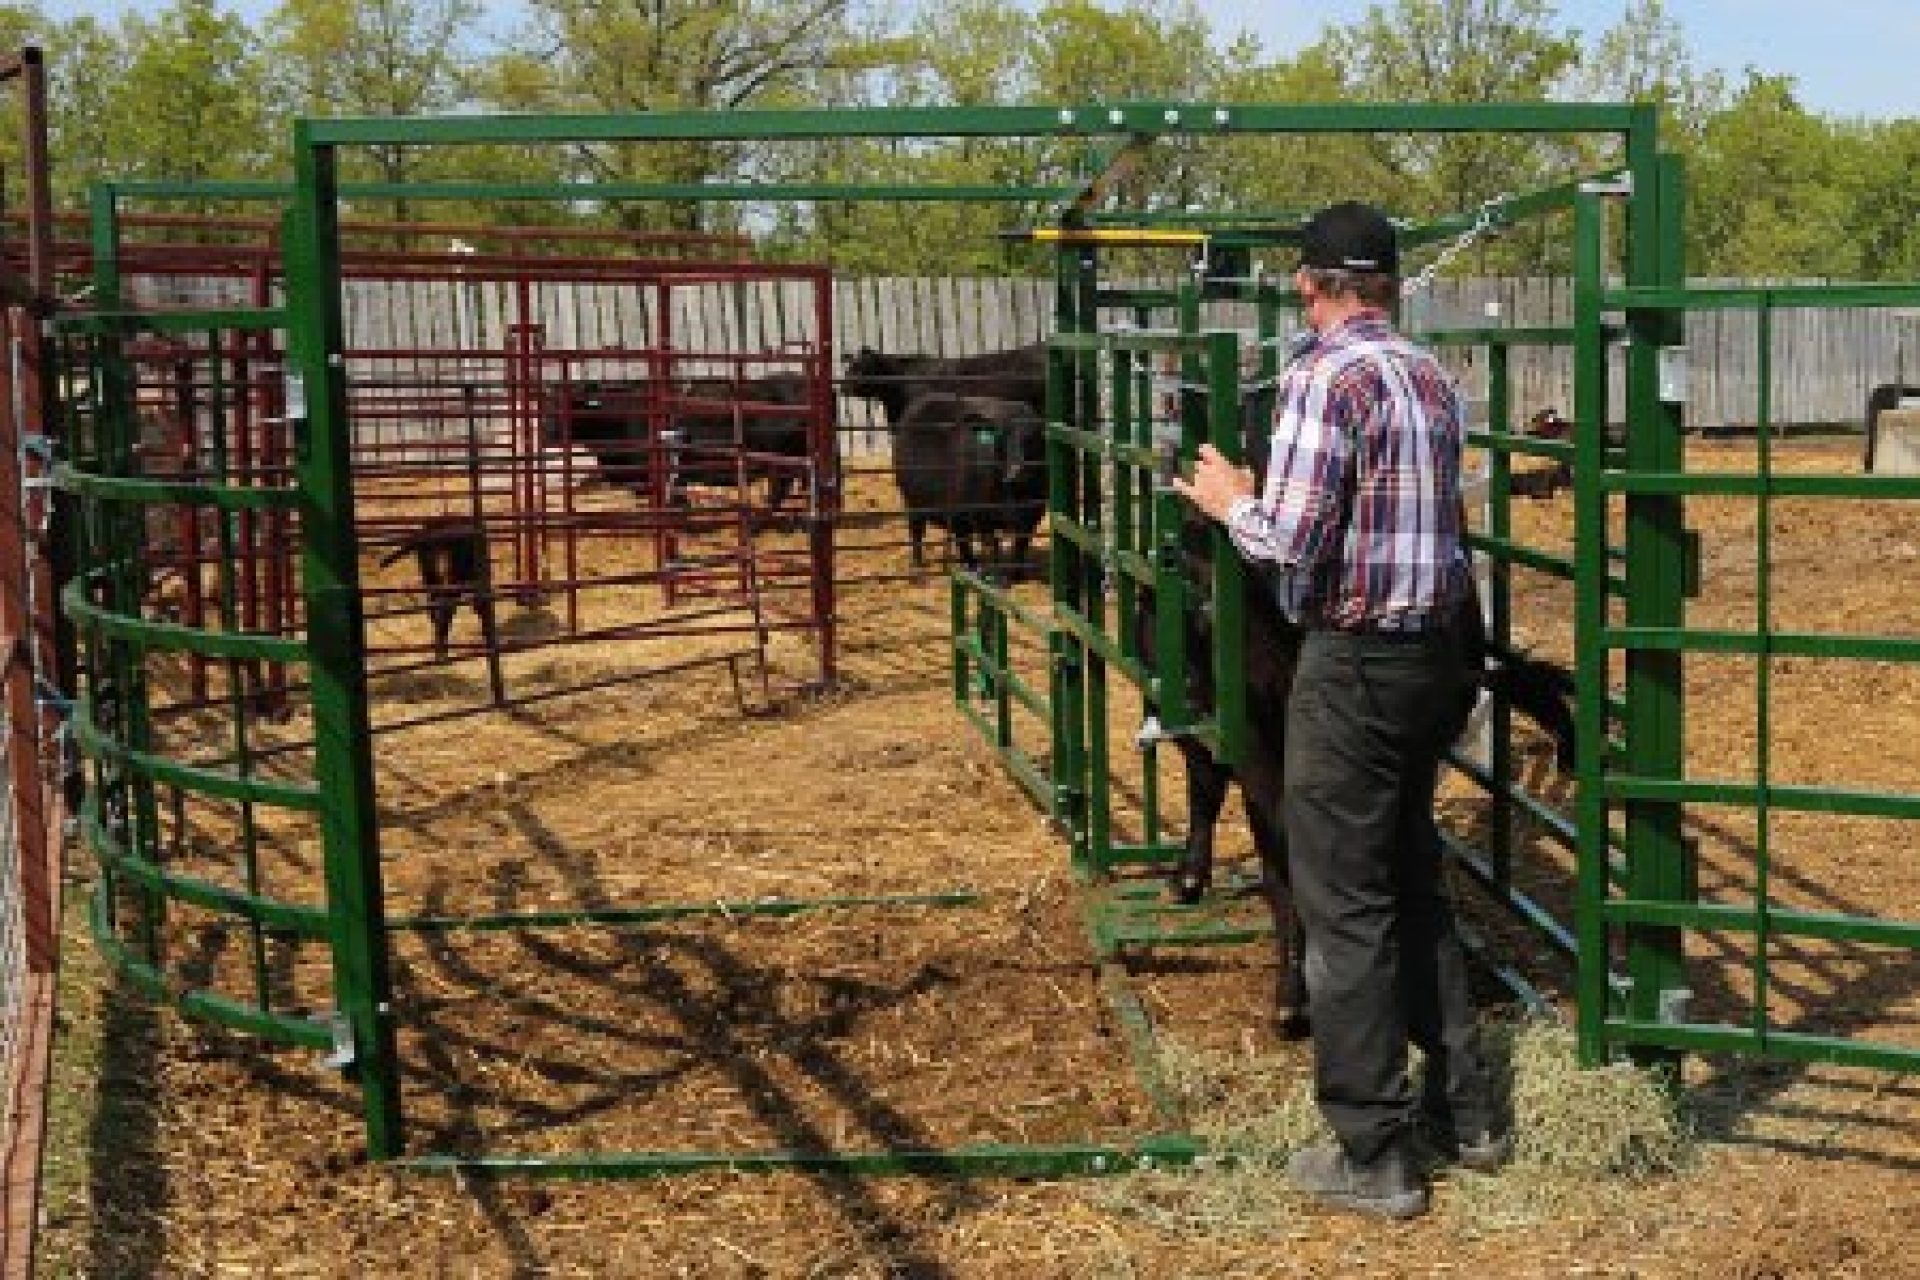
[285,129,403,1156]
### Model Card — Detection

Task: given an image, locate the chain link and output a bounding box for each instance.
[1401,194,1511,299]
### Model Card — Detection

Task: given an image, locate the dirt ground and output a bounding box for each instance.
[35,439,1920,1277]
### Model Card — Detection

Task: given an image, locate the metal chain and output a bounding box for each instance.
[1401,193,1511,298]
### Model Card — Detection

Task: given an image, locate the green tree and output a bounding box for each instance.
[1322,0,1579,270]
[265,0,486,219]
[1833,118,1920,280]
[479,0,887,229]
[1689,72,1851,277]
[1573,0,1725,148]
[110,0,281,184]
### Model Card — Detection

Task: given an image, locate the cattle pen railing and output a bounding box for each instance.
[46,99,1920,1191]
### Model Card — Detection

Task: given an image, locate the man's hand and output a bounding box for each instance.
[1170,443,1257,523]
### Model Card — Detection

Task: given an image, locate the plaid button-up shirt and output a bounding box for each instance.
[1225,311,1466,631]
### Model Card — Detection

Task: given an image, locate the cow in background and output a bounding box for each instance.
[842,343,1050,572]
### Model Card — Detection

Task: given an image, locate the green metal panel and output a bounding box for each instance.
[84,806,331,936]
[1608,282,1920,310]
[286,135,404,1158]
[1571,189,1614,1066]
[71,700,322,810]
[62,577,308,662]
[398,1136,1206,1181]
[1603,1021,1920,1075]
[53,465,302,510]
[1618,137,1689,1073]
[300,102,1646,148]
[56,308,284,336]
[89,889,336,1049]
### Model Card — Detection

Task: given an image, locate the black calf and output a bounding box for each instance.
[379,515,496,663]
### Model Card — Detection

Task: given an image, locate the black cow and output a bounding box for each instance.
[841,343,1049,425]
[543,372,820,516]
[1139,386,1578,1039]
[842,343,1049,571]
[544,381,656,494]
[891,392,1045,578]
[379,514,496,663]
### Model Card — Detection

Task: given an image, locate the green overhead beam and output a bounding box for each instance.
[296,102,1647,149]
[101,178,1077,205]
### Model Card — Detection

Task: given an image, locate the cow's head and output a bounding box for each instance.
[841,346,906,402]
[963,402,1045,488]
[1527,407,1571,440]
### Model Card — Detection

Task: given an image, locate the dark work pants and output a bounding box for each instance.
[1282,626,1496,1164]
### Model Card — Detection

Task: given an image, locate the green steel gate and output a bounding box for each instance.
[53,101,1920,1174]
[57,210,402,1155]
[958,151,1920,1081]
[1571,180,1920,1074]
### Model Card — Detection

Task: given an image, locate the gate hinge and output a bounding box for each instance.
[1656,987,1694,1025]
[1578,172,1634,198]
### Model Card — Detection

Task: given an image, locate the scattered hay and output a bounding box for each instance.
[1498,1019,1693,1180]
[1093,1015,1698,1238]
[1092,1037,1325,1239]
[1446,1018,1696,1231]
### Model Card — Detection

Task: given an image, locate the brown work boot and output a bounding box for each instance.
[1286,1141,1429,1220]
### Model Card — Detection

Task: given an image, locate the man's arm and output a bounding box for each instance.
[1217,365,1351,570]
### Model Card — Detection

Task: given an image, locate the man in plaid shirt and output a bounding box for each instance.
[1175,201,1508,1219]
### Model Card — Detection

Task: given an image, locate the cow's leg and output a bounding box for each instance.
[908,513,928,572]
[1246,792,1310,1039]
[1171,741,1231,904]
[429,590,456,663]
[418,547,456,662]
[1009,525,1035,584]
[1233,718,1309,1038]
[953,524,980,574]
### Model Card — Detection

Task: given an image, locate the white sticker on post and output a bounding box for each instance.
[1657,346,1688,405]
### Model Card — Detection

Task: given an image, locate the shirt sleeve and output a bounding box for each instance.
[1224,361,1352,571]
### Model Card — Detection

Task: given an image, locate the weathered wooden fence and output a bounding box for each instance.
[141,272,1916,448]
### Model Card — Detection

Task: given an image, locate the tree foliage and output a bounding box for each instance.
[8,0,1917,280]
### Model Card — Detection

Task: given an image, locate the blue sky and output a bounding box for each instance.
[1222,0,1917,118]
[48,0,1916,119]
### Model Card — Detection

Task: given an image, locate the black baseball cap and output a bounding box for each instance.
[1298,201,1399,275]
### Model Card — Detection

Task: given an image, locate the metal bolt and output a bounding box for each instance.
[1213,108,1230,126]
[1058,108,1074,125]
[1163,109,1180,125]
[1108,108,1125,126]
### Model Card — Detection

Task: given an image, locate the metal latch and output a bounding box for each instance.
[1578,172,1634,198]
[1657,346,1688,405]
[316,1011,356,1071]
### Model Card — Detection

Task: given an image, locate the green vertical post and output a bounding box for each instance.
[1571,190,1613,1066]
[1621,140,1690,1072]
[1118,340,1161,847]
[991,602,1013,755]
[1205,331,1246,767]
[286,130,403,1158]
[1486,342,1515,889]
[950,575,969,708]
[1046,265,1088,867]
[1076,250,1111,873]
[87,185,164,963]
[1751,301,1774,1051]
